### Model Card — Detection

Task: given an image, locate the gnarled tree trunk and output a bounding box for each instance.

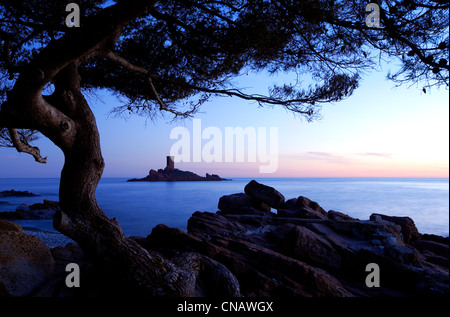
[50,63,194,296]
[4,61,192,295]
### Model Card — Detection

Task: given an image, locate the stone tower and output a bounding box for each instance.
[166,156,175,170]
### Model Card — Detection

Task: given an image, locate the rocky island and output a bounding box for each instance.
[127,156,228,182]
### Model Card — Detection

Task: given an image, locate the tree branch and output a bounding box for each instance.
[103,50,197,117]
[103,50,149,75]
[7,127,47,163]
[102,50,358,119]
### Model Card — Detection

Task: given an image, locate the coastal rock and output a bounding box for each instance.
[218,193,269,215]
[0,219,55,296]
[148,217,351,297]
[271,223,342,270]
[412,239,449,258]
[0,200,59,220]
[370,213,420,243]
[143,225,241,296]
[0,190,39,197]
[328,210,358,221]
[186,182,448,296]
[0,219,22,232]
[187,212,249,237]
[172,252,241,297]
[411,237,449,270]
[244,180,285,209]
[277,196,327,219]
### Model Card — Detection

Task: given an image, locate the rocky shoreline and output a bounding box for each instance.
[0,180,448,297]
[0,199,60,220]
[21,227,75,249]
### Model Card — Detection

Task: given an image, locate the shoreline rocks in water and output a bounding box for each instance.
[0,200,60,220]
[22,227,75,249]
[0,180,448,297]
[0,190,39,197]
[127,156,228,182]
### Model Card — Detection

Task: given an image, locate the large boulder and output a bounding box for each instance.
[189,212,352,296]
[271,224,342,270]
[172,252,241,297]
[144,224,241,297]
[218,193,269,215]
[328,210,358,221]
[370,213,420,244]
[0,219,55,296]
[244,180,285,209]
[277,196,328,219]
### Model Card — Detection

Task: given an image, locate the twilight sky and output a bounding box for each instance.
[0,66,448,179]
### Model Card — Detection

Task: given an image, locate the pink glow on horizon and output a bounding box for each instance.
[171,156,448,179]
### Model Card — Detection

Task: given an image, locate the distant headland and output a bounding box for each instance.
[127,156,229,182]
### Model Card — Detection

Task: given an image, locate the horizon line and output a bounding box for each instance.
[0,176,448,180]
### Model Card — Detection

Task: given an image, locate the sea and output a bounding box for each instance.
[0,178,448,237]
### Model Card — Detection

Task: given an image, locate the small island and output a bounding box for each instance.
[127,156,229,182]
[0,190,39,197]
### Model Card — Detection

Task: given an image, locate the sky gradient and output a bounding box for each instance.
[0,67,448,179]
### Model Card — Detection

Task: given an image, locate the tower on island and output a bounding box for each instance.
[128,155,228,182]
[166,155,175,171]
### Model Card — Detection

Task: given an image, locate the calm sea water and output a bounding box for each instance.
[0,178,448,237]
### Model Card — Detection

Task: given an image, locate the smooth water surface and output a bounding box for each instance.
[0,178,448,237]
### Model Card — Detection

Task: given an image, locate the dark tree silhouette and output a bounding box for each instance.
[0,0,448,295]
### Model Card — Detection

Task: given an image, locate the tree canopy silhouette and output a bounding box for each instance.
[0,0,448,295]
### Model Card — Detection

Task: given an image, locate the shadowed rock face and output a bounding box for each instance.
[143,180,448,297]
[0,219,55,296]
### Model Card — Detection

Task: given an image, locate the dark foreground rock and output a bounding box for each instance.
[146,180,449,297]
[0,219,55,296]
[244,180,285,209]
[0,180,448,297]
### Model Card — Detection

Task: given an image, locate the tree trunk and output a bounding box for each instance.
[47,63,194,296]
[0,0,195,296]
